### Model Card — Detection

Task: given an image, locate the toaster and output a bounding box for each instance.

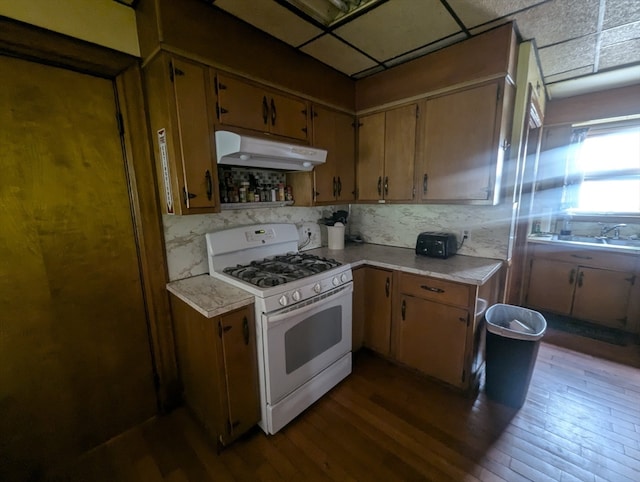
[415,232,458,259]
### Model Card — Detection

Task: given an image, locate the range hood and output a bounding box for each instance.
[215,130,327,172]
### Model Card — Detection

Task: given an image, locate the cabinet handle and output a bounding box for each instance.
[401,299,406,320]
[385,277,390,297]
[262,96,268,125]
[270,98,277,126]
[571,254,593,260]
[384,176,389,196]
[337,177,342,196]
[218,82,227,90]
[333,177,337,197]
[205,170,212,201]
[420,285,445,294]
[577,271,584,288]
[423,174,428,194]
[569,268,575,284]
[377,176,382,196]
[242,316,250,345]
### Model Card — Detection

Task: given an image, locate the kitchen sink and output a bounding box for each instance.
[553,234,640,249]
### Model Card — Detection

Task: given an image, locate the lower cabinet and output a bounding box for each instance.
[525,244,639,331]
[170,295,260,449]
[354,265,500,392]
[361,266,393,356]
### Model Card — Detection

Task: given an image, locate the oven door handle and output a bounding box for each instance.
[265,285,352,327]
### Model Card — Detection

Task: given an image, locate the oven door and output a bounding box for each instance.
[262,283,352,405]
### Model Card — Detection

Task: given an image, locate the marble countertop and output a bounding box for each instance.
[167,274,254,318]
[307,243,503,286]
[166,244,504,318]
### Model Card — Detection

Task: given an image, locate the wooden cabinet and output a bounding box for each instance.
[311,105,356,204]
[416,80,513,204]
[394,273,473,388]
[362,267,393,356]
[214,73,309,142]
[525,245,638,330]
[357,104,418,202]
[170,296,260,448]
[144,53,219,215]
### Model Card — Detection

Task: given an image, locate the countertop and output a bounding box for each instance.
[167,274,254,318]
[166,243,504,318]
[307,243,503,286]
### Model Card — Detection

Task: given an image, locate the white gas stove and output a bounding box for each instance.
[205,224,353,434]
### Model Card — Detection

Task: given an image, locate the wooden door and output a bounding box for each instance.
[269,91,308,141]
[526,258,576,315]
[420,82,500,201]
[172,58,217,210]
[357,111,386,201]
[0,54,156,476]
[219,307,260,444]
[216,73,267,132]
[383,104,417,202]
[363,267,393,355]
[572,267,634,329]
[396,296,468,386]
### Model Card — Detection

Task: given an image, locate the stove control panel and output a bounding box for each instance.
[245,228,276,243]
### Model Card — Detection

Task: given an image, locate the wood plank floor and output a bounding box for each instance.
[49,338,640,482]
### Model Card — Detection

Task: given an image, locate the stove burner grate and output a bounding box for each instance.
[223,253,341,287]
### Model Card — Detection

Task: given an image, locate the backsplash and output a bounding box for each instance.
[348,204,511,260]
[163,203,512,280]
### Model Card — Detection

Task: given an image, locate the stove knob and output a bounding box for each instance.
[279,294,288,306]
[313,283,322,293]
[292,290,301,302]
[332,277,340,286]
[340,273,348,283]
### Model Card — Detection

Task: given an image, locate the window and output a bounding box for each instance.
[570,124,640,214]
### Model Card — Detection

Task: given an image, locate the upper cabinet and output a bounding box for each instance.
[416,80,514,205]
[214,73,309,142]
[357,104,418,203]
[311,105,356,204]
[144,52,219,215]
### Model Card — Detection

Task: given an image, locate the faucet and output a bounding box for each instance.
[599,223,627,239]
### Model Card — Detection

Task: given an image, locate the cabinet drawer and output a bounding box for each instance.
[398,272,470,307]
[531,244,637,272]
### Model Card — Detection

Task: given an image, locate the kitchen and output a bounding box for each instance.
[1,0,640,480]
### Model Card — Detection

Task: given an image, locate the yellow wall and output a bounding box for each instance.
[0,0,139,56]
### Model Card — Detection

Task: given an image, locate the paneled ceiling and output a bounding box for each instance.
[210,0,640,99]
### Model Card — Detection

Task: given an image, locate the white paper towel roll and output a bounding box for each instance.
[327,222,345,250]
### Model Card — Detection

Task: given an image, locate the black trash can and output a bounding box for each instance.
[484,304,546,408]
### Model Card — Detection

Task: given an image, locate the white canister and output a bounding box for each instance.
[327,222,345,250]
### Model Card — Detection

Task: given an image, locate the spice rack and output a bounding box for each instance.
[218,166,295,208]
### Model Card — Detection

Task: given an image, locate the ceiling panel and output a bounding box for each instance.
[213,0,323,47]
[602,0,640,29]
[333,0,461,61]
[601,21,640,47]
[446,0,547,29]
[301,34,378,75]
[545,66,594,84]
[538,35,597,77]
[383,32,468,68]
[599,38,640,70]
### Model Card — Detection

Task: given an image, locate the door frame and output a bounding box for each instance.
[0,17,179,410]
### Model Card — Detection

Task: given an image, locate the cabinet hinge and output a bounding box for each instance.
[169,61,184,83]
[412,187,416,199]
[626,274,636,285]
[214,75,218,95]
[461,370,466,382]
[415,105,420,119]
[115,111,125,136]
[467,313,470,327]
[226,418,240,434]
[496,84,502,102]
[218,321,232,338]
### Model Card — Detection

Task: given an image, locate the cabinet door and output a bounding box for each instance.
[526,258,576,315]
[216,74,268,132]
[218,307,260,444]
[396,295,468,386]
[363,267,393,355]
[419,82,501,202]
[572,267,634,329]
[357,112,386,201]
[171,58,217,210]
[269,92,309,141]
[313,105,355,203]
[383,104,417,202]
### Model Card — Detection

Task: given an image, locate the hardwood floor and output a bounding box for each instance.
[49,341,640,482]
